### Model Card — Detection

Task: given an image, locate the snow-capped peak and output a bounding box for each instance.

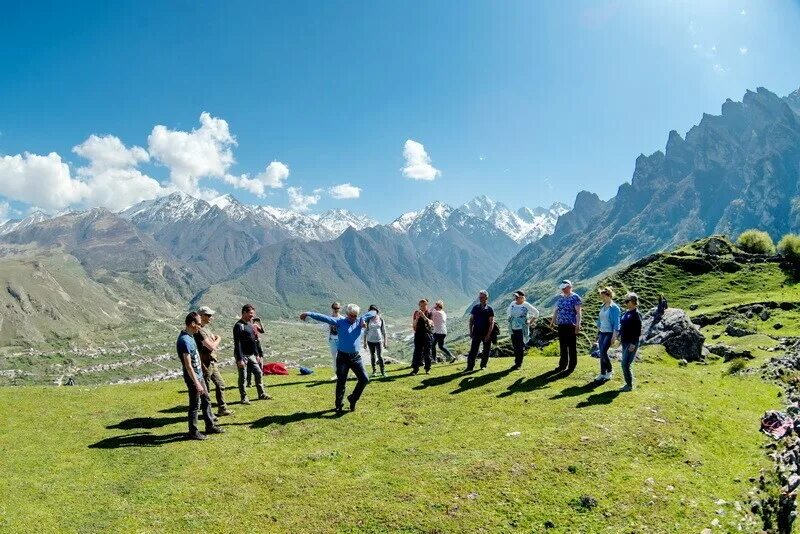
[0,210,51,235]
[120,191,211,224]
[460,195,571,244]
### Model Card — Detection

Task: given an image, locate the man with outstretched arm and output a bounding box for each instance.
[300,304,376,413]
[177,312,225,440]
[233,304,271,404]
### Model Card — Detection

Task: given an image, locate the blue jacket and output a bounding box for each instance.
[596,302,621,334]
[305,311,376,354]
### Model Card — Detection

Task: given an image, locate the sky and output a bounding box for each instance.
[1,0,799,223]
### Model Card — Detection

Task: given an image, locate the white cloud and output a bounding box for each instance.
[401,139,441,181]
[0,201,9,224]
[740,9,746,15]
[73,134,168,211]
[148,112,236,194]
[0,152,89,211]
[713,64,726,73]
[739,47,748,55]
[479,155,486,161]
[224,161,290,197]
[328,183,361,199]
[287,186,320,213]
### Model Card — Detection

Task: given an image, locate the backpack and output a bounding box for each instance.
[491,322,500,344]
[262,362,289,375]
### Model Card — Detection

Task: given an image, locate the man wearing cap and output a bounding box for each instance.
[550,279,582,375]
[465,290,495,372]
[194,306,233,417]
[507,290,539,370]
[177,312,225,440]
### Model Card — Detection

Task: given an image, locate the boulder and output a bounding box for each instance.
[725,323,757,337]
[706,343,754,361]
[527,318,559,348]
[703,236,734,256]
[641,307,706,361]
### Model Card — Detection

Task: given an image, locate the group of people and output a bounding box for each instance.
[176,281,644,440]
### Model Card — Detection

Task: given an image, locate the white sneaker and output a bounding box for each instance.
[594,374,606,382]
[605,372,613,380]
[330,375,337,381]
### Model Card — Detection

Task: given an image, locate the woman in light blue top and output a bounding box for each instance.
[595,286,621,382]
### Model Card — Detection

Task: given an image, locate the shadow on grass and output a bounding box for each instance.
[450,367,514,395]
[497,369,561,398]
[412,370,464,390]
[227,409,343,428]
[549,380,603,400]
[576,390,622,408]
[107,416,184,430]
[89,432,187,449]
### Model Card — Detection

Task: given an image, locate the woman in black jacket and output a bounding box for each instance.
[619,292,643,392]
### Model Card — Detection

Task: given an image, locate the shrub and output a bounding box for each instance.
[736,229,775,255]
[778,234,800,260]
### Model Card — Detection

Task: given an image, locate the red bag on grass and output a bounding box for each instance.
[262,362,289,375]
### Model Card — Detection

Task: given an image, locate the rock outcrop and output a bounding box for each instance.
[641,307,706,361]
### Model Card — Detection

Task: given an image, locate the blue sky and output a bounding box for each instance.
[1,1,799,222]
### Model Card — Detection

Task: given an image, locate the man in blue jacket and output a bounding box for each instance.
[301,304,376,413]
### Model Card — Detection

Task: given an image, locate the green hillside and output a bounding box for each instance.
[0,353,778,533]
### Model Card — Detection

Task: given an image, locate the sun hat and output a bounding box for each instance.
[197,306,216,316]
[559,280,573,290]
[513,290,525,298]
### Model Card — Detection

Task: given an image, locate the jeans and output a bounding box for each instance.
[183,372,215,434]
[597,332,614,375]
[367,341,384,373]
[431,333,454,362]
[203,361,228,411]
[511,329,526,366]
[328,337,338,372]
[237,355,265,400]
[466,333,491,370]
[336,351,369,409]
[557,324,578,374]
[621,342,638,387]
[412,335,432,372]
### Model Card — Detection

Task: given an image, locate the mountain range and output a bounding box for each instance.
[0,192,566,344]
[489,86,800,306]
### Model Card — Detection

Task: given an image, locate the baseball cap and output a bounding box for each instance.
[559,279,573,290]
[513,290,525,297]
[197,305,216,316]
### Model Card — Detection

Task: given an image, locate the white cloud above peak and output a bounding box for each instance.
[328,183,361,199]
[224,160,290,197]
[401,139,441,181]
[287,186,321,213]
[147,112,236,194]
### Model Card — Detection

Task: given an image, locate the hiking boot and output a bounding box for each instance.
[217,408,234,416]
[347,394,357,412]
[410,370,418,376]
[335,405,344,415]
[619,384,633,392]
[258,394,273,400]
[205,426,226,435]
[424,369,430,375]
[187,431,207,441]
[241,397,251,405]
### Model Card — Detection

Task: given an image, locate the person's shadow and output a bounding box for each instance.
[227,409,343,429]
[450,367,513,394]
[497,369,561,398]
[576,390,622,408]
[106,416,185,430]
[412,370,464,390]
[89,432,186,449]
[549,381,603,400]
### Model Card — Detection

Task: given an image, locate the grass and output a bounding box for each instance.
[0,348,778,533]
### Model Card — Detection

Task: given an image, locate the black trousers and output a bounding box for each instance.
[557,324,578,374]
[412,335,432,372]
[183,372,214,434]
[431,333,454,362]
[466,334,491,370]
[367,341,384,373]
[335,351,369,409]
[511,329,525,366]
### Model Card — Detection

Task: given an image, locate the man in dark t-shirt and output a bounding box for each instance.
[233,304,270,404]
[465,290,495,372]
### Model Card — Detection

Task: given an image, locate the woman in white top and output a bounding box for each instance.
[430,300,454,363]
[363,305,388,377]
[507,290,539,370]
